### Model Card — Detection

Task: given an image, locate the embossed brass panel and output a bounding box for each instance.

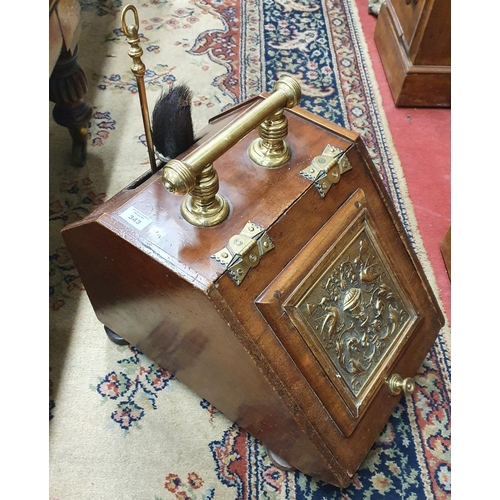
[285,215,417,416]
[256,188,420,436]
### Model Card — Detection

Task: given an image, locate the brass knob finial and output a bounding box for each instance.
[273,75,302,108]
[388,373,415,396]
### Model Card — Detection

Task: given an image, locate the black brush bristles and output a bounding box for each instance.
[151,84,196,160]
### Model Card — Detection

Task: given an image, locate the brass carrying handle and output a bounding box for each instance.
[121,5,157,174]
[161,76,301,227]
[162,76,301,195]
[387,373,415,396]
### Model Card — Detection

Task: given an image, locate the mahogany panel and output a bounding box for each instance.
[212,122,443,476]
[391,0,426,49]
[62,203,346,487]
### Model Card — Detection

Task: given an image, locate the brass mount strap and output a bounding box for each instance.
[300,145,353,198]
[211,221,274,285]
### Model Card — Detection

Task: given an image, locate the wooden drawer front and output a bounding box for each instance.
[256,188,421,437]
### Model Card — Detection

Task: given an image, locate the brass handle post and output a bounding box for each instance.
[121,5,157,175]
[162,76,301,227]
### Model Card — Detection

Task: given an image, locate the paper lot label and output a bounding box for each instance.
[119,206,153,230]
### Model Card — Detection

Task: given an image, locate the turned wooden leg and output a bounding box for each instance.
[104,326,130,346]
[49,44,92,166]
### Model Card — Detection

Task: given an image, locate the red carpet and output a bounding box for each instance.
[354,0,451,325]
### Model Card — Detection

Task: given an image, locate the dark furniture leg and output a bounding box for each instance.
[104,326,130,346]
[440,226,451,280]
[267,449,295,472]
[49,44,92,166]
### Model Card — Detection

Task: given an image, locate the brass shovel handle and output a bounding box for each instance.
[121,5,157,174]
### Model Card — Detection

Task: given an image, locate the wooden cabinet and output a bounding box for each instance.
[62,91,444,488]
[374,0,451,107]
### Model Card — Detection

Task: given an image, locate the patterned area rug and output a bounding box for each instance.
[49,0,451,498]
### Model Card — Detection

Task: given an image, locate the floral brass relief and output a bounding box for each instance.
[293,229,413,399]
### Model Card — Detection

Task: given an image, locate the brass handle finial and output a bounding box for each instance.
[388,373,415,396]
[162,159,197,195]
[273,76,302,108]
[121,4,141,45]
[162,76,302,227]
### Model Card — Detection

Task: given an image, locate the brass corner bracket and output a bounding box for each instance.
[300,145,353,197]
[211,221,274,285]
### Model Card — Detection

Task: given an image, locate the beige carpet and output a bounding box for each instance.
[49,1,450,498]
